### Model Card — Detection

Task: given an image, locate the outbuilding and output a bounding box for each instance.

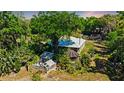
[33,52,56,72]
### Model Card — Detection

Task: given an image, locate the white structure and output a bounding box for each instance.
[42,59,56,71]
[33,52,56,72]
[59,36,86,53]
[33,59,56,72]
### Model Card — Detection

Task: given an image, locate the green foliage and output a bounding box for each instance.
[28,55,40,65]
[88,48,95,58]
[1,11,124,80]
[110,36,124,64]
[0,12,39,75]
[103,15,124,80]
[57,54,82,74]
[0,12,29,50]
[28,34,51,55]
[57,54,71,68]
[80,54,90,67]
[106,30,124,80]
[107,31,118,41]
[30,11,83,53]
[0,49,21,75]
[29,42,49,56]
[32,71,42,81]
[117,11,124,16]
[84,14,118,40]
[84,17,106,35]
[0,47,39,76]
[106,29,124,51]
[106,31,118,51]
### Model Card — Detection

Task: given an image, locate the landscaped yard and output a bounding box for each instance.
[0,39,110,81]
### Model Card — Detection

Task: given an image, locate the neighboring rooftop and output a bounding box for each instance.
[40,52,54,62]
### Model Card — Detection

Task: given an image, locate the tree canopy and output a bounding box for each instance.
[0,12,28,50]
[30,11,83,53]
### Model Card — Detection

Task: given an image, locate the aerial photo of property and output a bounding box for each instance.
[0,11,124,81]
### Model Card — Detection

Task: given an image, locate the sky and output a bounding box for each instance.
[76,11,117,17]
[20,11,117,19]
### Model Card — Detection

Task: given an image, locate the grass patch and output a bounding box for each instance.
[32,71,42,81]
[82,40,94,54]
[47,70,110,81]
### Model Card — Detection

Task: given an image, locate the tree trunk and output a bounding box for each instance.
[51,37,59,53]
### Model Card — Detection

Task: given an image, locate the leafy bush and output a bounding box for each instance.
[0,49,21,75]
[28,55,40,65]
[106,31,118,51]
[32,72,42,81]
[56,53,83,74]
[80,54,90,67]
[57,54,71,69]
[106,36,124,80]
[0,46,39,76]
[65,64,76,74]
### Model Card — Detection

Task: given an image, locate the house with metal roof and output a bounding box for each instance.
[48,36,86,53]
[58,36,86,53]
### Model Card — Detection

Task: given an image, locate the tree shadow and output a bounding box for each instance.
[94,49,110,56]
[88,58,112,79]
[93,41,110,56]
[89,58,124,81]
[94,43,106,49]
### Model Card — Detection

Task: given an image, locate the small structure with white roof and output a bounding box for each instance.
[42,59,56,71]
[33,51,56,72]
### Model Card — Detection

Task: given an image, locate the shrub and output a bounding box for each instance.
[58,54,71,70]
[32,72,42,81]
[0,46,39,76]
[28,55,40,65]
[65,64,76,74]
[80,54,90,67]
[55,54,78,74]
[0,49,21,75]
[13,61,21,73]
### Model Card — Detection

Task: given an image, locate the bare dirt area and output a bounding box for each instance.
[45,70,110,81]
[0,67,35,81]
